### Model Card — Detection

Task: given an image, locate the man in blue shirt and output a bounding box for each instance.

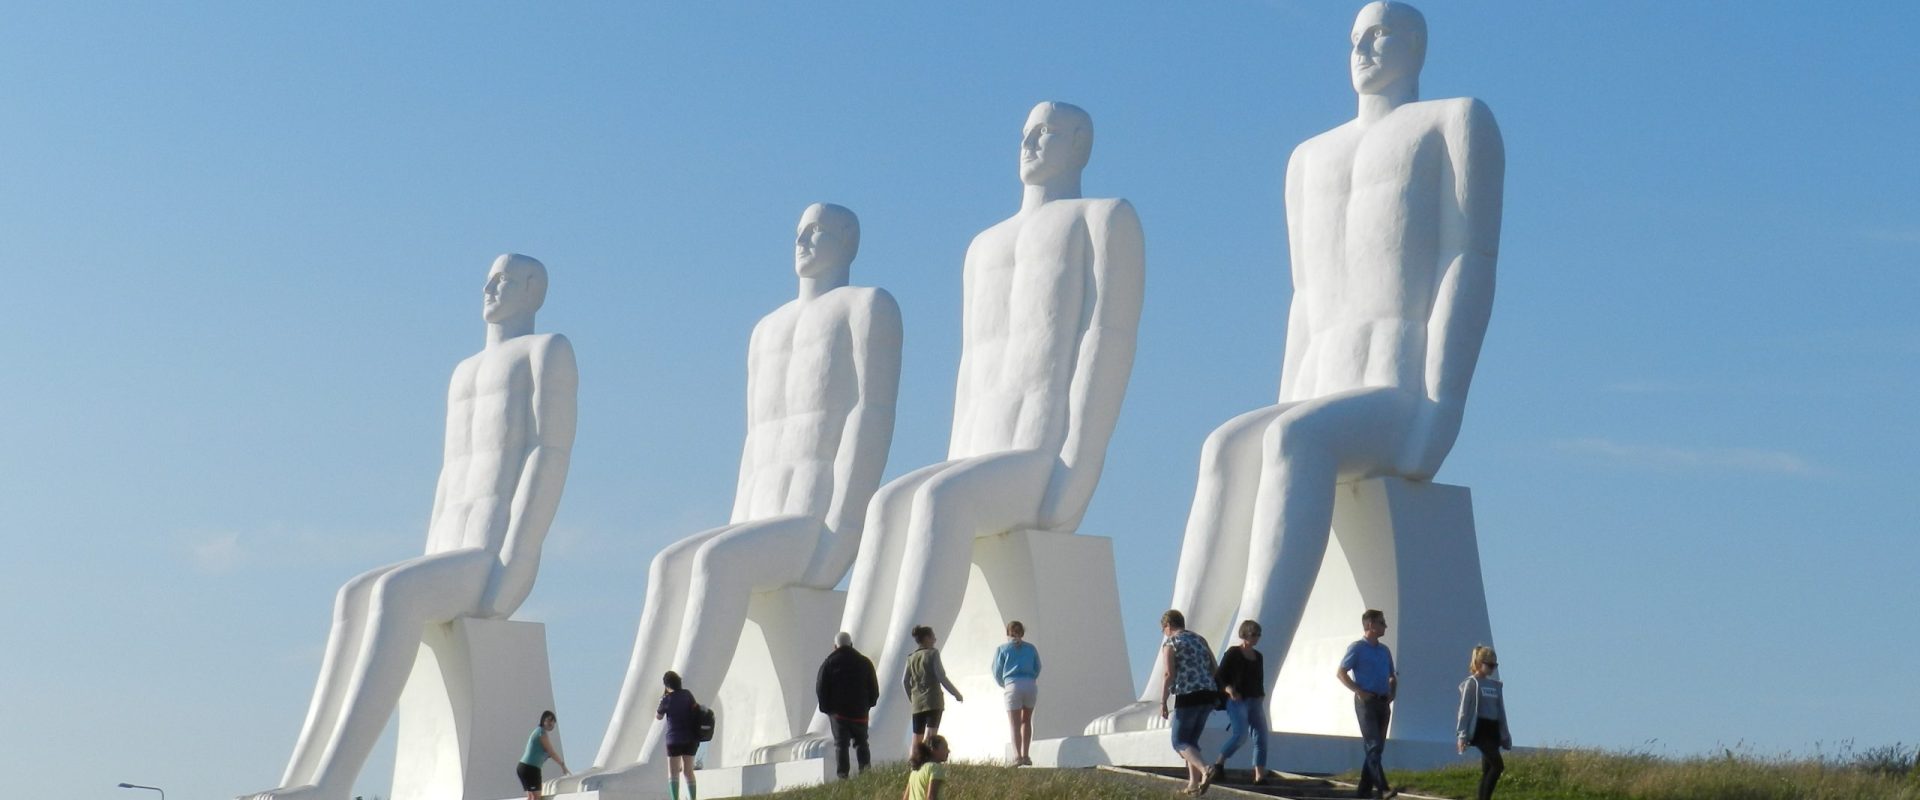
[1337,609,1398,799]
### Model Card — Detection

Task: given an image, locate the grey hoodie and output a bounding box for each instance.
[1455,675,1512,748]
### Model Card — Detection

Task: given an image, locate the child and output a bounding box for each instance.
[902,734,949,800]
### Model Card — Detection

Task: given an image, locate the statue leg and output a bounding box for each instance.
[866,450,1053,759]
[1240,388,1414,692]
[580,516,826,794]
[279,563,403,788]
[244,549,492,800]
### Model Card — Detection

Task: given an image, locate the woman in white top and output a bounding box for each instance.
[1454,645,1511,800]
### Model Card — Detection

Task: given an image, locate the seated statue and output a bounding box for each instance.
[554,204,902,795]
[239,254,578,800]
[1089,0,1502,733]
[759,101,1143,763]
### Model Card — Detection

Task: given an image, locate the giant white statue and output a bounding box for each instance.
[553,204,902,795]
[240,254,578,800]
[1089,0,1503,739]
[760,100,1144,765]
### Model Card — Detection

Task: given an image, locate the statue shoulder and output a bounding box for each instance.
[1416,96,1498,131]
[525,333,578,382]
[837,286,902,340]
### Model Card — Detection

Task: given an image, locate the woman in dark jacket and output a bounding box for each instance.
[657,671,701,800]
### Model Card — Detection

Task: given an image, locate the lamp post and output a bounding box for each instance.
[116,782,165,800]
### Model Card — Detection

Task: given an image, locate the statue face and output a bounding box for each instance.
[1019,105,1084,185]
[1349,2,1422,95]
[483,257,540,323]
[794,204,855,278]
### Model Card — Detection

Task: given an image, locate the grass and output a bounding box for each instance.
[1376,745,1920,800]
[755,760,1184,799]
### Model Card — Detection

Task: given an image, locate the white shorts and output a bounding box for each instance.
[1003,678,1038,710]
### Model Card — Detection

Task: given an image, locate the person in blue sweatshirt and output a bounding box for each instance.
[991,620,1043,766]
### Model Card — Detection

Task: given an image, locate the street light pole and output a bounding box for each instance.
[116,782,165,800]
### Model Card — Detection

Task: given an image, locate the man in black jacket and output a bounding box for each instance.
[816,631,881,779]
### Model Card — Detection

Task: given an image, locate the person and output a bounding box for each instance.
[239,254,578,800]
[903,625,964,752]
[1157,610,1218,796]
[1337,610,1398,799]
[902,734,949,800]
[1455,645,1511,800]
[656,671,701,800]
[759,100,1141,765]
[991,620,1043,766]
[517,711,570,800]
[559,204,901,794]
[817,631,881,780]
[1092,0,1503,736]
[1212,620,1269,785]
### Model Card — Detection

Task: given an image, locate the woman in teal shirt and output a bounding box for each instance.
[517,710,570,800]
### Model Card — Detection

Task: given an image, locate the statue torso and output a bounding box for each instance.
[430,333,557,553]
[735,288,873,521]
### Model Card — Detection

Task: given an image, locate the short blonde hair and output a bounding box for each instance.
[1469,645,1498,673]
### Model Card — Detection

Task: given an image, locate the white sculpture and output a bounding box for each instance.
[760,101,1144,764]
[240,254,578,800]
[554,204,902,795]
[1089,0,1503,734]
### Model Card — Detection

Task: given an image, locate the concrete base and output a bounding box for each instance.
[394,617,558,800]
[551,759,832,800]
[708,586,846,768]
[1268,478,1495,741]
[1036,728,1463,775]
[936,529,1135,763]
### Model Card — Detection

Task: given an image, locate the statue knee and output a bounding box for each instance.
[1262,415,1326,465]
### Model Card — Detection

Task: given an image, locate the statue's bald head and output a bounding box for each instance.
[1020,101,1094,185]
[483,253,548,323]
[1350,1,1427,95]
[795,202,860,278]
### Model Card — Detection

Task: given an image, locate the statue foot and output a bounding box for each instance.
[1083,700,1171,735]
[235,785,337,800]
[749,731,834,764]
[577,760,668,794]
[544,768,594,795]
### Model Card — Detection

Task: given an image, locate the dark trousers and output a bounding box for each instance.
[1470,717,1505,800]
[1354,696,1393,797]
[829,716,870,778]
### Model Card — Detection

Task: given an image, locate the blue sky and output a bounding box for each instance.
[2,2,1916,798]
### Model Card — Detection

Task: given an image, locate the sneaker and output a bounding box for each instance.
[1206,762,1223,783]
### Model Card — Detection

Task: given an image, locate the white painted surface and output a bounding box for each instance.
[1090,1,1504,738]
[239,254,578,800]
[554,205,901,796]
[753,101,1143,767]
[709,587,846,767]
[1038,728,1465,775]
[394,618,558,800]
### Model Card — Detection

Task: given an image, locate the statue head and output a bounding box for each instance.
[794,203,860,279]
[1349,1,1426,96]
[1019,101,1093,186]
[483,253,548,324]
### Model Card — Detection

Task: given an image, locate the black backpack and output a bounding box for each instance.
[695,705,716,743]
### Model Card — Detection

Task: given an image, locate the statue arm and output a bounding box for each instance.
[1277,144,1313,403]
[822,290,904,548]
[1036,200,1144,531]
[948,243,983,451]
[480,334,580,617]
[731,323,766,523]
[1401,100,1503,479]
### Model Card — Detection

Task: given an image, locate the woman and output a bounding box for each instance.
[991,620,1043,766]
[1156,609,1218,796]
[516,710,569,800]
[903,625,964,751]
[1455,645,1512,800]
[1212,619,1269,785]
[901,734,950,800]
[657,671,701,800]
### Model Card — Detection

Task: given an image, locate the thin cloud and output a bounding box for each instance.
[1861,227,1920,245]
[1554,437,1820,476]
[1602,380,1702,395]
[190,531,246,574]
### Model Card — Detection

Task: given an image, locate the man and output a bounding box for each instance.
[766,100,1142,762]
[555,204,902,795]
[1091,0,1502,734]
[816,631,881,779]
[1337,610,1398,799]
[239,254,578,800]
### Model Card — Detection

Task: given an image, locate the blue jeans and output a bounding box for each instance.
[1219,697,1268,768]
[1355,696,1393,795]
[1169,700,1212,755]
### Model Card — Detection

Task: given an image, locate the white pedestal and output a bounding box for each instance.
[708,586,846,768]
[1268,478,1494,742]
[394,617,558,800]
[936,529,1135,763]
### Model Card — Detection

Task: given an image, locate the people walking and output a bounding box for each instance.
[657,671,701,800]
[817,631,881,780]
[904,625,964,751]
[1157,609,1219,796]
[516,710,569,800]
[902,734,950,800]
[1212,620,1269,785]
[992,620,1043,766]
[1337,609,1397,799]
[1455,645,1512,800]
